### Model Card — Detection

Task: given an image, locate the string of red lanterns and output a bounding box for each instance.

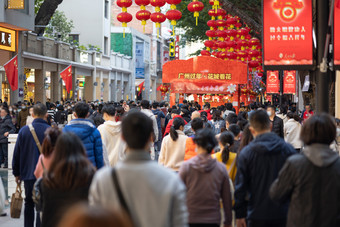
[135,0,152,33]
[116,0,133,37]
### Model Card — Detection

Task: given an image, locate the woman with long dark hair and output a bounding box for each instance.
[212,131,237,182]
[179,129,232,227]
[159,117,187,171]
[211,109,226,135]
[40,133,95,227]
[238,124,254,154]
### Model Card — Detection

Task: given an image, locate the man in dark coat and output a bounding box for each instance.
[13,103,50,227]
[234,110,296,227]
[0,108,16,168]
[267,105,284,138]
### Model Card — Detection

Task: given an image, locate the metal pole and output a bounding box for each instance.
[315,0,330,113]
[279,70,283,107]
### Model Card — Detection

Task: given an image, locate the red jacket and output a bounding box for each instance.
[164,115,187,136]
[199,110,212,120]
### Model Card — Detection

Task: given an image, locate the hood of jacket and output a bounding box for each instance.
[189,154,217,173]
[65,119,96,139]
[101,121,122,136]
[251,132,287,155]
[303,143,339,167]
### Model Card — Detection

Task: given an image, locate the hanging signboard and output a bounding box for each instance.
[135,42,144,79]
[266,70,280,93]
[283,70,296,94]
[334,0,340,68]
[0,27,16,52]
[263,0,313,70]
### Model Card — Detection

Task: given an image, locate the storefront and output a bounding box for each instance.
[162,56,248,112]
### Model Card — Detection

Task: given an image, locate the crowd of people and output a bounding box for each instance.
[0,98,340,227]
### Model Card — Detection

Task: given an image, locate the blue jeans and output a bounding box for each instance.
[0,143,8,166]
[24,180,40,227]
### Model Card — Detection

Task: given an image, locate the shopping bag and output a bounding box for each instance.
[10,183,23,218]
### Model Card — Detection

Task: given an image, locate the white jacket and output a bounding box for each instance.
[159,130,187,171]
[141,109,159,141]
[284,119,302,149]
[98,121,127,166]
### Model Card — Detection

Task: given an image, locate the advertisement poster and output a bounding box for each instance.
[263,0,313,68]
[283,70,296,94]
[334,0,340,66]
[266,70,280,93]
[135,42,144,79]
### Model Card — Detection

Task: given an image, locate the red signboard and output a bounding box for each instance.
[163,56,247,93]
[334,0,340,66]
[266,71,280,93]
[263,0,313,68]
[283,70,296,94]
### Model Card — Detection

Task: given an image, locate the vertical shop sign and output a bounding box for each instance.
[283,70,296,94]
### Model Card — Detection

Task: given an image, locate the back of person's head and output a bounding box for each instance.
[42,127,62,157]
[249,110,271,133]
[287,111,301,122]
[152,102,159,109]
[300,113,336,146]
[228,124,241,137]
[225,103,233,111]
[213,110,222,121]
[219,131,234,164]
[171,109,180,115]
[226,112,238,124]
[44,133,95,190]
[204,103,210,110]
[58,204,133,227]
[191,117,204,132]
[170,117,185,141]
[115,106,125,122]
[191,111,200,120]
[33,103,47,118]
[101,105,116,116]
[122,112,153,149]
[74,102,89,118]
[239,124,254,153]
[141,100,150,109]
[193,128,217,154]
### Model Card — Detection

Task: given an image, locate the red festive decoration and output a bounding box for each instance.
[135,0,151,32]
[117,0,133,37]
[166,10,182,26]
[201,50,211,56]
[188,1,204,25]
[150,0,166,35]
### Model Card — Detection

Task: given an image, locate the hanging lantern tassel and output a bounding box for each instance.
[187,1,204,26]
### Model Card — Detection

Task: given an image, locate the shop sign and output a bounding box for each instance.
[8,0,25,9]
[0,27,16,52]
[263,0,313,69]
[283,70,296,94]
[266,70,280,94]
[334,0,340,67]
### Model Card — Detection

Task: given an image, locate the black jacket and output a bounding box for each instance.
[0,114,16,143]
[270,144,340,227]
[234,132,296,220]
[271,115,284,138]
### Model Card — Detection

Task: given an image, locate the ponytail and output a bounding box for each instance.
[221,144,230,164]
[219,131,234,164]
[170,117,185,141]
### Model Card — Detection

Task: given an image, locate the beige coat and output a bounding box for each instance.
[284,119,302,149]
[159,130,187,171]
[98,121,127,166]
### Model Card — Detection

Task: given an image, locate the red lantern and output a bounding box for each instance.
[208,9,218,18]
[237,51,248,62]
[235,22,242,29]
[166,10,182,26]
[135,0,151,32]
[226,51,237,60]
[150,0,166,35]
[117,0,132,8]
[236,40,248,51]
[226,29,237,40]
[204,40,215,49]
[237,28,249,40]
[249,38,261,50]
[188,1,204,25]
[248,50,260,60]
[201,50,211,56]
[207,20,217,28]
[225,40,236,52]
[248,60,259,68]
[226,17,237,29]
[206,30,216,38]
[117,12,133,27]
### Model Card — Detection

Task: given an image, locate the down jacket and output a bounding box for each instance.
[63,119,104,169]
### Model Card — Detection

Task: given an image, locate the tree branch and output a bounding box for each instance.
[34,0,64,35]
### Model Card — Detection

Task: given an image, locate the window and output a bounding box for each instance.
[69,34,79,45]
[104,36,108,55]
[104,0,109,19]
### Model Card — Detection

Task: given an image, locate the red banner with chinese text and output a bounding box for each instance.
[334,0,340,66]
[163,56,247,94]
[263,0,313,67]
[266,71,280,93]
[283,70,296,94]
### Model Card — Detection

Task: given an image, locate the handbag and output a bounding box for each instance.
[10,183,23,218]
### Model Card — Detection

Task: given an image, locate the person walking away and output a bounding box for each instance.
[89,112,188,227]
[159,117,188,171]
[98,105,127,166]
[140,100,159,160]
[228,124,241,154]
[180,128,232,227]
[152,102,166,160]
[184,111,200,137]
[223,103,234,119]
[211,110,226,135]
[184,118,204,161]
[238,124,253,154]
[18,103,29,129]
[212,131,237,182]
[234,110,296,227]
[199,103,212,120]
[0,108,16,168]
[267,105,284,138]
[40,133,95,227]
[301,104,314,123]
[54,105,67,126]
[284,112,302,152]
[277,106,288,124]
[270,113,340,227]
[63,102,104,169]
[26,107,34,126]
[12,103,50,227]
[164,109,187,136]
[34,127,62,179]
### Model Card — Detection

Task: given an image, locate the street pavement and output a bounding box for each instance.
[0,168,24,227]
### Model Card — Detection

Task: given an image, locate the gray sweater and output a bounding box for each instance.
[89,151,188,227]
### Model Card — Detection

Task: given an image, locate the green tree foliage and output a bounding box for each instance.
[44,11,74,43]
[35,0,44,14]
